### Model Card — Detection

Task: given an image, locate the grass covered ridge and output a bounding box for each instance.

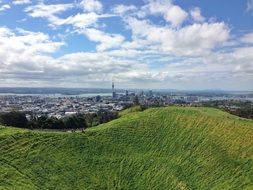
[0,106,253,189]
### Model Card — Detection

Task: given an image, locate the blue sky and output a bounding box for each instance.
[0,0,252,90]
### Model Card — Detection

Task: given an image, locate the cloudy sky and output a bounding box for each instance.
[0,0,253,90]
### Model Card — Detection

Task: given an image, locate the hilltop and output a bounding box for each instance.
[0,107,253,189]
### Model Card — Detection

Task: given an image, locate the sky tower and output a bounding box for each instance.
[112,82,116,98]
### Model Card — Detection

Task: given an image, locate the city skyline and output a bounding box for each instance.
[0,0,253,90]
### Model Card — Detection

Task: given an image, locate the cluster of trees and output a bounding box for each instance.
[202,100,253,120]
[0,111,28,128]
[0,110,118,130]
[228,106,253,119]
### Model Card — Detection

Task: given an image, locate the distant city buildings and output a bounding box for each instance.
[148,90,153,97]
[0,84,252,120]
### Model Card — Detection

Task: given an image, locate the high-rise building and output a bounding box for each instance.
[112,82,116,98]
[148,90,153,97]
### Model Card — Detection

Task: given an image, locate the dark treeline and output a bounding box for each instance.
[0,110,118,130]
[230,107,253,119]
[0,111,28,128]
[202,100,253,120]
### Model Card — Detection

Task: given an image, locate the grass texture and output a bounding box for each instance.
[0,106,253,190]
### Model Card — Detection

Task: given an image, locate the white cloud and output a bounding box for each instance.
[1,0,252,89]
[82,28,125,51]
[25,3,73,18]
[0,25,251,90]
[80,0,102,13]
[0,27,64,84]
[0,26,139,87]
[0,4,10,12]
[25,3,73,27]
[83,28,124,51]
[25,3,112,29]
[124,17,229,56]
[0,27,12,36]
[12,0,31,5]
[0,29,63,75]
[247,0,253,13]
[232,47,253,75]
[190,7,205,22]
[241,33,253,44]
[164,5,188,27]
[63,12,103,29]
[112,4,137,16]
[145,0,188,27]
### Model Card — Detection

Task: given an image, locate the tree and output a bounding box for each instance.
[96,110,118,124]
[63,114,87,129]
[0,111,28,128]
[84,113,95,127]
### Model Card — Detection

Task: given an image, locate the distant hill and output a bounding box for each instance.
[0,87,114,95]
[0,107,253,189]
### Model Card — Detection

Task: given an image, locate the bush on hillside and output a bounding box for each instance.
[26,110,118,130]
[0,111,28,128]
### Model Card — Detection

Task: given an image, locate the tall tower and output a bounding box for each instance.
[112,82,114,93]
[112,82,116,98]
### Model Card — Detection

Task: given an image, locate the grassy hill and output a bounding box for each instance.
[0,107,253,190]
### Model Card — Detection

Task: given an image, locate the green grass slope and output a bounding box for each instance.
[0,107,253,190]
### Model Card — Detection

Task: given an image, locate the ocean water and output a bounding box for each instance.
[0,93,112,98]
